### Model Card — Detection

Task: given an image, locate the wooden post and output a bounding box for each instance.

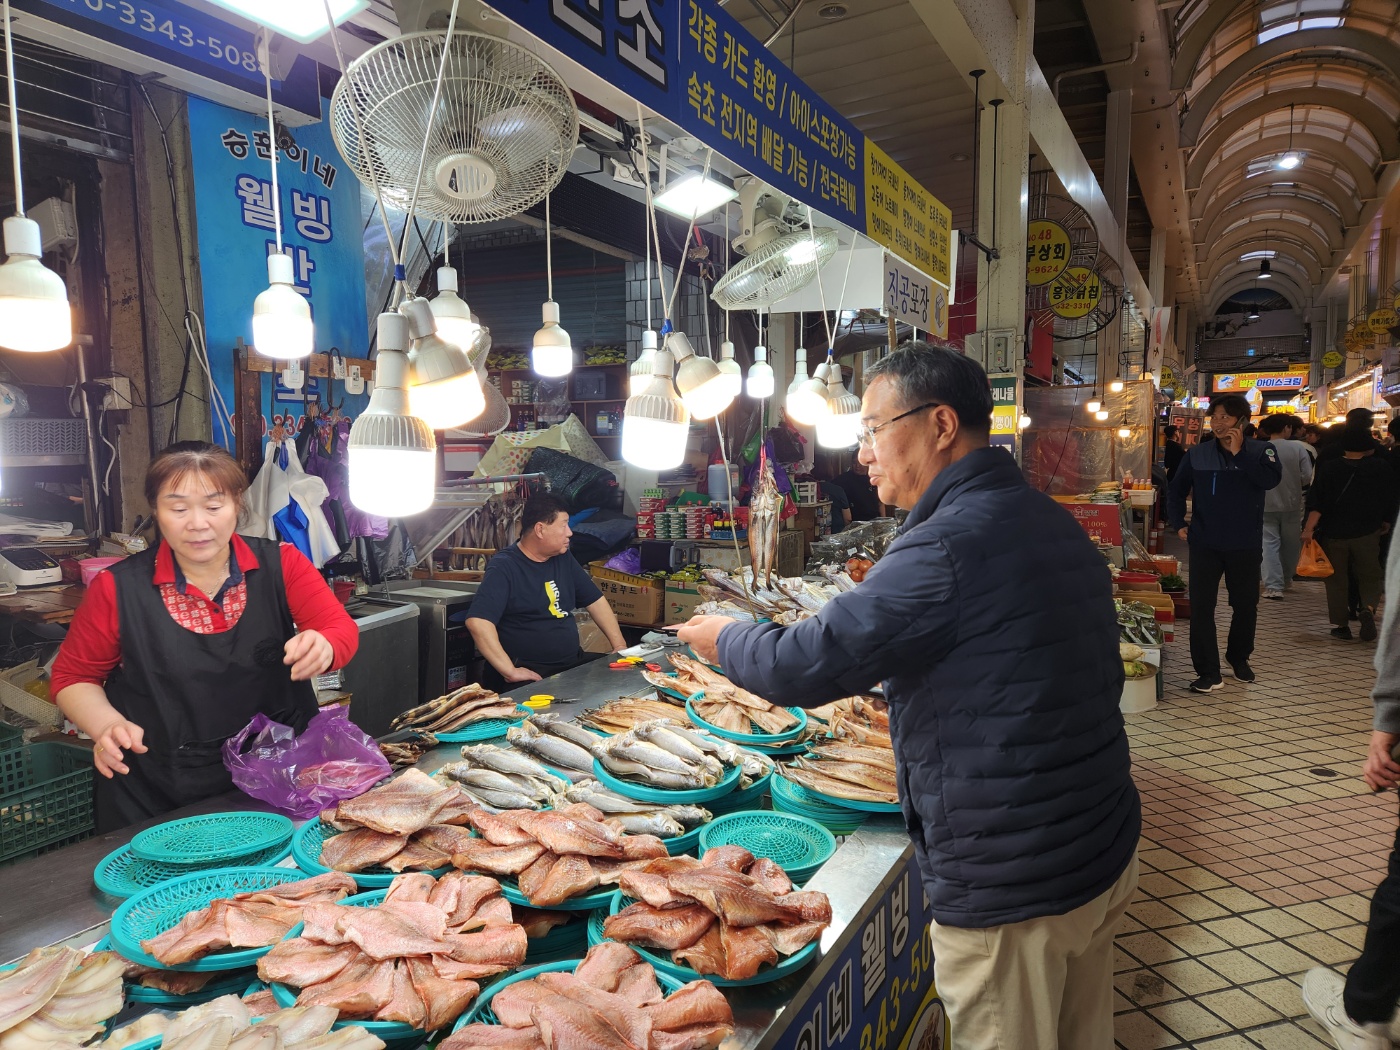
[888,315,897,351]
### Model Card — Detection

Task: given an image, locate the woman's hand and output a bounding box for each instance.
[93,718,147,778]
[1365,731,1400,792]
[284,630,334,681]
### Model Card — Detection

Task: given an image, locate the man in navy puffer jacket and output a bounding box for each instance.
[680,344,1140,1050]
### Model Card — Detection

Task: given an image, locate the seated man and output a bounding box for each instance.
[466,492,627,690]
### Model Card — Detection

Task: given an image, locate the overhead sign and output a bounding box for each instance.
[1323,350,1344,368]
[188,96,368,440]
[864,140,953,290]
[1025,219,1071,286]
[883,253,946,337]
[1049,266,1101,320]
[1211,369,1309,393]
[1369,307,1398,334]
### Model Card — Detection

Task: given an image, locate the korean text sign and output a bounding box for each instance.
[187,96,368,437]
[771,851,941,1050]
[864,140,952,290]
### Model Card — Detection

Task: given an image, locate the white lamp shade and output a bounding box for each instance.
[347,319,437,516]
[253,253,313,360]
[0,217,71,353]
[746,361,774,399]
[670,332,734,419]
[429,268,479,354]
[786,362,832,426]
[1086,399,1102,414]
[1095,409,1110,421]
[533,300,573,376]
[411,367,485,431]
[817,406,861,448]
[716,359,743,400]
[621,413,690,470]
[348,445,437,517]
[1108,379,1124,393]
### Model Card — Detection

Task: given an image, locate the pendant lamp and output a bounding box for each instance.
[747,344,774,399]
[1109,379,1124,393]
[622,348,690,470]
[1086,392,1102,414]
[787,353,832,426]
[669,331,734,420]
[532,192,572,377]
[630,330,658,397]
[402,297,483,431]
[251,52,312,360]
[716,340,743,401]
[348,311,437,516]
[428,264,479,355]
[815,360,861,448]
[0,0,69,353]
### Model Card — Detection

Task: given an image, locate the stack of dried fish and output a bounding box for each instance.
[389,685,518,735]
[442,941,734,1050]
[603,846,832,982]
[379,732,437,769]
[105,996,383,1050]
[646,654,798,736]
[556,781,711,840]
[436,743,568,810]
[504,717,598,781]
[693,568,851,625]
[781,747,897,807]
[139,874,358,966]
[317,769,482,874]
[579,696,689,735]
[257,872,526,1030]
[808,696,892,748]
[592,719,773,792]
[0,947,124,1049]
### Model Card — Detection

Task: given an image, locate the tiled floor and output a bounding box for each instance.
[1114,573,1398,1049]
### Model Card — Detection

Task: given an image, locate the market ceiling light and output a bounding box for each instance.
[533,191,573,377]
[746,345,774,399]
[1117,415,1131,439]
[428,265,480,354]
[1258,258,1272,279]
[348,311,437,517]
[1275,102,1302,170]
[669,330,734,419]
[622,348,690,470]
[1095,409,1110,421]
[716,340,743,401]
[1086,392,1102,414]
[787,355,832,427]
[630,329,658,396]
[1109,379,1124,393]
[1018,414,1032,430]
[816,361,861,449]
[205,0,366,43]
[653,171,737,220]
[0,0,71,353]
[402,296,483,430]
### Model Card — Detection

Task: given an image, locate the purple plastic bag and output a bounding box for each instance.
[221,706,391,819]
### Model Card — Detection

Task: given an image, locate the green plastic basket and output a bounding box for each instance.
[110,867,319,971]
[0,742,93,864]
[124,968,257,1005]
[290,819,450,888]
[435,710,528,744]
[698,811,835,881]
[591,757,740,805]
[685,697,807,746]
[706,773,772,816]
[497,876,616,912]
[130,812,294,866]
[769,776,866,837]
[0,722,22,753]
[521,910,593,964]
[451,958,684,1031]
[95,839,295,900]
[774,774,899,814]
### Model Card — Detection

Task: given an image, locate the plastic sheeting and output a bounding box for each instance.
[1021,382,1155,495]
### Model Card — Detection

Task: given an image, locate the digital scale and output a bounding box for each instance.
[0,547,63,587]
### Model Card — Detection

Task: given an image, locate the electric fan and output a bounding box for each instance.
[329,30,579,223]
[711,177,839,310]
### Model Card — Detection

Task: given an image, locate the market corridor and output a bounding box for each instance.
[1114,577,1396,1049]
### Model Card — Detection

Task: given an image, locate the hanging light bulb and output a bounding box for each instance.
[669,331,734,419]
[1109,378,1125,393]
[533,192,573,377]
[253,252,314,360]
[622,348,690,470]
[1018,414,1032,430]
[348,312,437,516]
[816,360,861,448]
[0,0,69,354]
[1086,392,1102,414]
[716,340,743,401]
[787,355,832,427]
[747,345,774,399]
[428,265,479,354]
[786,347,809,399]
[1117,419,1131,439]
[401,297,483,431]
[630,330,658,396]
[1095,409,1110,422]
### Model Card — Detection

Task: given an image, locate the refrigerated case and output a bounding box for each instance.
[388,583,482,704]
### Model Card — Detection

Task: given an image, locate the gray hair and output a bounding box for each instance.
[865,341,993,432]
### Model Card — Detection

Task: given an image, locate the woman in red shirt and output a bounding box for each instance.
[53,441,359,831]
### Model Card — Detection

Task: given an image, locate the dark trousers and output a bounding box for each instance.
[1319,532,1384,627]
[1345,798,1400,1024]
[1188,544,1260,680]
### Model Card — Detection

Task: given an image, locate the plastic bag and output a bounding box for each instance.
[222,706,391,819]
[1298,538,1334,579]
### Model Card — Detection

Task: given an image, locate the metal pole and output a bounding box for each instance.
[73,336,105,538]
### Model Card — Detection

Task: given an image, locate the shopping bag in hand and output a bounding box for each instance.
[1297,538,1334,579]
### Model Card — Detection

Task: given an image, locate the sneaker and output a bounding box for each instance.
[1263,589,1284,600]
[1189,677,1224,693]
[1230,662,1256,683]
[1331,626,1355,640]
[1360,608,1377,642]
[1301,968,1391,1049]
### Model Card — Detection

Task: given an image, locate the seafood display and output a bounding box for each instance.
[0,947,123,1049]
[437,743,570,811]
[105,996,384,1050]
[808,696,892,748]
[389,686,519,735]
[379,733,438,769]
[556,782,711,840]
[441,942,735,1050]
[780,758,897,806]
[142,873,358,966]
[505,721,596,781]
[578,697,690,736]
[693,567,851,624]
[592,718,773,793]
[748,446,781,590]
[602,847,831,981]
[649,654,798,736]
[257,871,527,1029]
[316,769,484,873]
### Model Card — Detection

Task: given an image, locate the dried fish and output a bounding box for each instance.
[505,723,595,779]
[579,697,689,735]
[378,733,437,770]
[390,686,515,735]
[749,448,780,590]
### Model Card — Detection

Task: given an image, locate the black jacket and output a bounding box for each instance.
[1167,438,1282,550]
[1306,455,1399,539]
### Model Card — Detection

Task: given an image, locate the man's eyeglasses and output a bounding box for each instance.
[856,402,942,449]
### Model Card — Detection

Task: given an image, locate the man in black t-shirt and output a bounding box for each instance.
[833,461,883,521]
[467,493,628,690]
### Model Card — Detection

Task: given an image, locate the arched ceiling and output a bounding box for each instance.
[1171,0,1400,315]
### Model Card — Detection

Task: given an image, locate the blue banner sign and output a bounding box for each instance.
[187,96,368,441]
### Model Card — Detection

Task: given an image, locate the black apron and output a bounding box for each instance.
[95,536,318,833]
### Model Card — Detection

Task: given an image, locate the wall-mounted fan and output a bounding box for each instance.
[1049,256,1122,341]
[711,176,838,310]
[330,30,579,223]
[1025,177,1099,314]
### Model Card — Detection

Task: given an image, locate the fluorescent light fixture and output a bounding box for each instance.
[653,172,738,219]
[0,217,71,353]
[1240,250,1276,262]
[202,0,367,43]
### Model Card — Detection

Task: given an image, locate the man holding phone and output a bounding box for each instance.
[1167,393,1282,692]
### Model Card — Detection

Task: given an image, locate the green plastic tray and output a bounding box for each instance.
[110,867,318,971]
[707,773,772,816]
[435,709,528,743]
[698,811,835,879]
[685,697,808,745]
[290,819,450,888]
[774,773,899,813]
[768,776,866,837]
[95,840,294,900]
[131,812,293,866]
[124,968,257,1005]
[591,757,740,805]
[451,958,683,1031]
[0,722,22,753]
[0,742,93,864]
[497,876,616,912]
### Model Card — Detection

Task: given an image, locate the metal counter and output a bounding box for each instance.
[0,655,916,1050]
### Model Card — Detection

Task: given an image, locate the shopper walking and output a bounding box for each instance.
[1259,414,1313,600]
[1163,425,1186,483]
[1167,394,1282,692]
[1303,430,1397,641]
[679,343,1139,1050]
[1301,531,1400,1050]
